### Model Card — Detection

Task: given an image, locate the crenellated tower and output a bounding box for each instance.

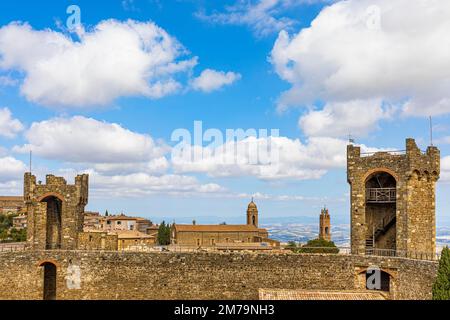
[347,138,440,258]
[24,173,89,250]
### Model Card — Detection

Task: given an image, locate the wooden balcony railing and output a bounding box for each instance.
[366,188,396,203]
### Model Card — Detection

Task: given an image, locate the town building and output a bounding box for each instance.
[319,207,331,241]
[170,200,279,249]
[12,214,27,230]
[113,230,156,250]
[0,196,25,216]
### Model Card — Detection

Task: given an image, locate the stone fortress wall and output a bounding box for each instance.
[0,250,437,300]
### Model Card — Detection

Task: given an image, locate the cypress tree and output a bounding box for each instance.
[433,246,450,300]
[157,221,171,245]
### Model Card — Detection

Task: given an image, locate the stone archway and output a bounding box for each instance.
[364,171,397,252]
[41,262,57,300]
[41,196,62,250]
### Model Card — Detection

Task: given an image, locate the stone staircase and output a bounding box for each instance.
[366,212,396,250]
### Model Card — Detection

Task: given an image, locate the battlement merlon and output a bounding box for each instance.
[75,174,89,206]
[23,173,90,205]
[346,144,360,184]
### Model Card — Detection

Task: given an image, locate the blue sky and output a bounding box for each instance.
[0,0,449,226]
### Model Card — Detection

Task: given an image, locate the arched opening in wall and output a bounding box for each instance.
[252,215,256,226]
[365,172,397,253]
[41,196,62,250]
[325,227,329,235]
[41,262,57,300]
[365,270,391,292]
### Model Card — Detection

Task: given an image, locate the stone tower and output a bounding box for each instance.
[24,173,89,250]
[319,207,331,242]
[347,138,440,258]
[247,199,258,227]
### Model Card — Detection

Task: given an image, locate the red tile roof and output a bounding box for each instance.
[173,224,265,232]
[259,289,387,300]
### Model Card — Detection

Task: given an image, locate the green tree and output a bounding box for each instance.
[157,221,171,245]
[9,228,27,242]
[105,210,109,216]
[297,238,339,254]
[286,241,298,251]
[433,246,450,300]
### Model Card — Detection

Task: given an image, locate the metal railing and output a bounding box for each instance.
[366,188,396,203]
[362,248,440,261]
[0,242,27,252]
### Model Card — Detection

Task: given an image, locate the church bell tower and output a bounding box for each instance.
[247,199,259,228]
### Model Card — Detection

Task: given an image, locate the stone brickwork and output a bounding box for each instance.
[78,232,118,251]
[347,138,440,257]
[25,173,89,250]
[0,251,437,300]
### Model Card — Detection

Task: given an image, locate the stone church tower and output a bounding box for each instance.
[319,207,331,241]
[24,173,89,250]
[347,138,440,258]
[247,199,258,227]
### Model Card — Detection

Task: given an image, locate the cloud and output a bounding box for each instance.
[0,156,27,183]
[270,0,450,119]
[82,170,226,198]
[172,135,355,180]
[299,99,393,138]
[0,20,197,108]
[191,69,241,92]
[13,116,168,170]
[442,156,450,182]
[196,0,333,38]
[0,107,23,138]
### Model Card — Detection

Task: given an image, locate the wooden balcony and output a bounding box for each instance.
[366,188,396,203]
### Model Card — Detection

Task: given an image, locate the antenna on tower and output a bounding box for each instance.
[348,133,355,144]
[29,150,32,174]
[429,116,434,146]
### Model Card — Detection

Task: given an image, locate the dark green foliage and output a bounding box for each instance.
[296,238,340,254]
[0,213,27,243]
[286,241,298,251]
[8,228,27,242]
[157,221,171,245]
[433,246,450,300]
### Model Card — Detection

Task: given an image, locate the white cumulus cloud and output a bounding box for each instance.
[0,107,23,138]
[270,0,450,122]
[0,20,198,108]
[191,69,241,92]
[83,170,226,198]
[13,116,168,169]
[299,99,393,138]
[0,156,27,183]
[442,156,450,182]
[173,135,353,180]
